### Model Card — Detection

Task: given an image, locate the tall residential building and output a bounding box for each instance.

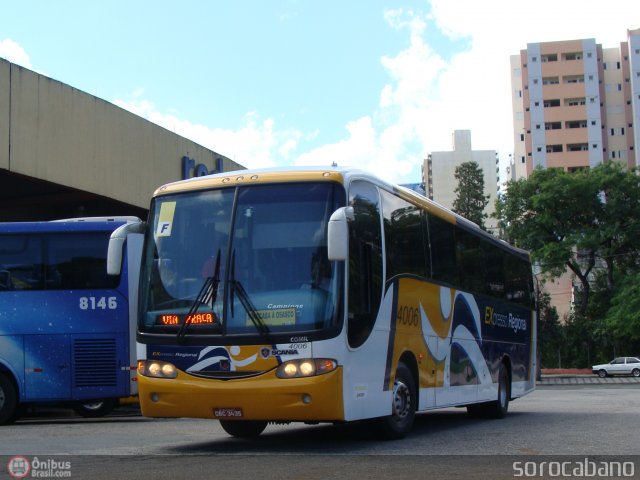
[422,130,499,233]
[510,29,640,180]
[510,29,640,321]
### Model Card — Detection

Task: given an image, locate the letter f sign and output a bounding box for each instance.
[157,221,172,237]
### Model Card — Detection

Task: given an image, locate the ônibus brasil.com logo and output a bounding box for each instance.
[7,456,72,478]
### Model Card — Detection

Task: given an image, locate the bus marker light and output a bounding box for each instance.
[150,393,159,403]
[302,394,312,404]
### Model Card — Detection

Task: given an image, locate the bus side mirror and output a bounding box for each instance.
[327,206,354,261]
[107,221,145,275]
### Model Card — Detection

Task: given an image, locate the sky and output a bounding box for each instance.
[1,0,639,186]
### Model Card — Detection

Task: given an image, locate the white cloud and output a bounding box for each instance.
[0,38,33,68]
[10,0,637,187]
[423,0,640,177]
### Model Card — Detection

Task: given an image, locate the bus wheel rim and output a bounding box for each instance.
[392,381,411,419]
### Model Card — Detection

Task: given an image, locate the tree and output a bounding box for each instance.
[536,289,562,370]
[452,161,490,229]
[605,270,640,351]
[495,167,600,315]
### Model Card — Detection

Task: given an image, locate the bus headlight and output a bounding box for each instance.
[276,359,337,379]
[138,360,178,379]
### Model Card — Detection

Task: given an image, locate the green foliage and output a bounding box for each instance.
[606,270,640,349]
[496,162,640,366]
[537,289,563,368]
[452,161,489,229]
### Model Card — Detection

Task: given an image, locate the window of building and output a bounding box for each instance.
[531,56,537,62]
[543,76,559,85]
[563,52,583,61]
[611,128,615,136]
[520,134,525,141]
[545,122,562,130]
[618,84,623,91]
[541,54,558,62]
[567,143,589,151]
[521,157,525,163]
[536,124,541,129]
[533,78,539,84]
[544,99,561,108]
[546,145,563,153]
[566,120,587,129]
[565,98,586,106]
[537,147,542,152]
[617,61,621,69]
[587,52,592,58]
[604,62,608,70]
[534,101,540,107]
[564,75,585,84]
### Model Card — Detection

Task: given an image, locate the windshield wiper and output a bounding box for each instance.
[177,249,221,342]
[230,279,270,337]
[228,250,270,337]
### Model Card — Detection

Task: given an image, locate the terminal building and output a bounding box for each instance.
[0,57,244,221]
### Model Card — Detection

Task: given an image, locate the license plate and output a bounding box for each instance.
[213,407,244,418]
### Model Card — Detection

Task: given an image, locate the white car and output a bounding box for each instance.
[592,357,640,378]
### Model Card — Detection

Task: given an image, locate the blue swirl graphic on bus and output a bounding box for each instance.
[186,346,258,373]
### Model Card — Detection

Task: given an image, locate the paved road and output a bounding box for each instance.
[2,384,639,480]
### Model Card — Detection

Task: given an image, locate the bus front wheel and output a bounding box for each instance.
[0,372,19,425]
[378,362,416,440]
[219,420,268,438]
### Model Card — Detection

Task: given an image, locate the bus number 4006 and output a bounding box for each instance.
[79,296,118,310]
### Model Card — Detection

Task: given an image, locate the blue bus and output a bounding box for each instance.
[0,217,143,424]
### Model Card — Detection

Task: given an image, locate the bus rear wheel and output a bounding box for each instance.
[0,373,19,425]
[378,362,416,440]
[72,398,117,418]
[467,364,510,419]
[219,420,268,438]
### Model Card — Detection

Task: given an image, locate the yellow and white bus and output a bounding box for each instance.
[109,167,536,439]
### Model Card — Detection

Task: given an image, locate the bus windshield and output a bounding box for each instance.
[139,182,346,340]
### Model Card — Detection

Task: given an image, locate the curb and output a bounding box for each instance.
[537,375,640,386]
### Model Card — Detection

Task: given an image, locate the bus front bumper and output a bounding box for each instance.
[138,367,344,422]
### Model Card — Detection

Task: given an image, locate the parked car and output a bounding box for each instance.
[592,357,640,378]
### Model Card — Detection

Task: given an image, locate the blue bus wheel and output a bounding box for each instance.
[0,373,19,425]
[72,398,117,418]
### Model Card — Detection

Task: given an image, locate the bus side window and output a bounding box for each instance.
[0,235,44,290]
[347,181,383,349]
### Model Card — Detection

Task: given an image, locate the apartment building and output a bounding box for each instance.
[422,130,499,233]
[510,29,640,180]
[510,29,640,320]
